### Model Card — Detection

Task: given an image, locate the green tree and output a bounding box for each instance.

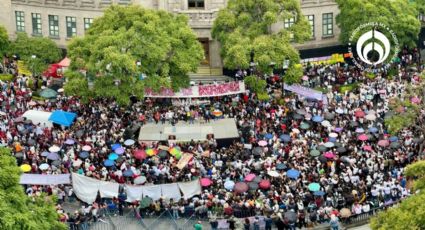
[10,33,61,64]
[0,25,10,57]
[212,0,311,84]
[0,147,66,230]
[335,0,421,49]
[370,160,425,230]
[66,5,203,106]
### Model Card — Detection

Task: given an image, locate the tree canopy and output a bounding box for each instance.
[66,5,203,105]
[0,25,9,57]
[212,0,311,84]
[0,147,66,230]
[335,0,421,48]
[370,160,425,230]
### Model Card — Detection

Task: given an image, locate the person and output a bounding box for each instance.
[209,217,218,230]
[265,215,273,230]
[253,216,260,230]
[243,218,250,230]
[193,220,203,230]
[329,214,340,230]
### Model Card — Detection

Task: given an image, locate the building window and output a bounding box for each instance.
[84,18,93,30]
[32,13,42,35]
[66,16,77,38]
[48,15,59,37]
[188,0,204,8]
[322,13,333,36]
[284,17,295,29]
[306,15,314,38]
[15,11,25,32]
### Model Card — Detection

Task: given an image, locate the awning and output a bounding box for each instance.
[48,110,77,127]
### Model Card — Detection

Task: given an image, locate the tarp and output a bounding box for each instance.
[178,180,202,199]
[98,180,119,199]
[283,84,328,104]
[20,174,70,185]
[125,185,144,202]
[72,173,99,204]
[161,183,182,201]
[48,110,77,127]
[22,110,53,127]
[142,185,162,201]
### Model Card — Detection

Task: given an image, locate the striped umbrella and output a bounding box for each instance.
[146,148,158,157]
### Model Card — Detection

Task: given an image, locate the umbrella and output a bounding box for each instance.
[350,121,359,127]
[20,164,31,172]
[411,97,421,104]
[310,149,320,157]
[335,108,344,114]
[65,139,75,145]
[355,128,365,133]
[293,113,303,120]
[292,128,300,134]
[314,191,325,196]
[108,153,119,161]
[39,88,57,98]
[51,160,61,166]
[79,151,89,159]
[284,211,297,223]
[378,140,390,147]
[318,155,328,163]
[82,145,91,151]
[276,163,286,170]
[312,115,323,123]
[321,120,331,127]
[140,197,153,208]
[115,147,125,155]
[253,176,262,183]
[111,143,122,151]
[39,163,49,170]
[103,159,114,167]
[158,150,168,159]
[47,152,60,160]
[245,173,256,182]
[363,145,373,151]
[123,169,134,177]
[296,109,307,115]
[212,110,223,117]
[200,178,213,187]
[134,176,146,185]
[389,136,398,142]
[390,142,400,149]
[73,159,83,167]
[324,112,335,120]
[317,145,327,152]
[41,151,50,157]
[355,110,365,118]
[369,127,378,133]
[334,127,343,133]
[49,145,60,153]
[308,183,320,192]
[286,169,300,179]
[248,182,259,190]
[279,134,291,142]
[336,147,346,153]
[252,147,263,156]
[365,114,376,121]
[234,182,249,193]
[146,148,158,157]
[49,110,77,127]
[324,142,334,148]
[300,122,310,130]
[224,180,235,191]
[357,134,368,141]
[323,152,335,159]
[258,140,267,147]
[259,180,271,189]
[340,208,352,218]
[329,133,338,138]
[124,139,135,146]
[267,170,279,177]
[264,133,273,140]
[134,149,147,160]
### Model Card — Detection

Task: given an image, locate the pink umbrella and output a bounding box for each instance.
[302,75,309,81]
[234,182,249,193]
[355,110,365,118]
[244,173,256,182]
[200,178,213,187]
[258,140,267,147]
[378,140,390,147]
[357,134,368,141]
[363,145,372,151]
[82,145,92,151]
[323,152,335,159]
[411,97,421,104]
[259,180,271,189]
[133,149,147,160]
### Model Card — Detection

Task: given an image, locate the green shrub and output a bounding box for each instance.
[257,92,270,101]
[0,74,14,82]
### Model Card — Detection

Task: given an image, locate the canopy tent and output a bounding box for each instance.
[48,110,77,127]
[57,57,70,67]
[22,110,53,127]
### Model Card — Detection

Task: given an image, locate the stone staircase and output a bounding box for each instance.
[189,66,233,84]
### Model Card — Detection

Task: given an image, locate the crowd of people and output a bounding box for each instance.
[0,47,423,230]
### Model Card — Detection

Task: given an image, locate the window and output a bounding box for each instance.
[48,15,59,37]
[84,18,93,30]
[32,13,42,35]
[306,15,314,38]
[66,16,76,37]
[322,13,333,36]
[284,17,295,29]
[188,0,204,8]
[15,11,25,32]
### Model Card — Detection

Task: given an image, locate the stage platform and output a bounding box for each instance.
[138,118,239,143]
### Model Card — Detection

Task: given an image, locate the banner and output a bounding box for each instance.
[178,180,202,199]
[145,81,246,98]
[283,84,328,104]
[161,183,182,201]
[142,185,162,201]
[176,153,193,170]
[125,185,144,203]
[98,180,119,199]
[20,174,70,185]
[72,173,99,204]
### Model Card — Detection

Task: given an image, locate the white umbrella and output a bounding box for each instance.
[49,145,61,153]
[268,171,280,177]
[39,163,49,170]
[365,114,376,121]
[329,133,338,138]
[321,120,331,127]
[82,145,92,151]
[292,128,300,134]
[73,159,82,167]
[124,139,135,146]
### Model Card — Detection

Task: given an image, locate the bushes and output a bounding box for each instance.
[0,74,14,82]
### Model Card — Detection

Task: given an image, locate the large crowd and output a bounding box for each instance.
[0,47,423,230]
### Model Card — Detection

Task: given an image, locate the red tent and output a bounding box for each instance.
[43,63,63,78]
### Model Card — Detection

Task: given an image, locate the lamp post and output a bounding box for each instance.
[31,55,36,77]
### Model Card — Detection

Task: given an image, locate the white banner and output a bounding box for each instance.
[98,180,119,199]
[125,185,144,203]
[145,81,246,98]
[161,183,181,201]
[142,185,162,201]
[20,174,70,185]
[178,180,202,199]
[72,173,99,204]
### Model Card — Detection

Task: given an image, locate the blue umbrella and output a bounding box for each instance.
[41,151,50,157]
[103,159,114,167]
[312,115,323,123]
[286,169,300,179]
[111,143,122,151]
[79,151,89,159]
[369,127,378,133]
[314,191,325,196]
[108,153,119,161]
[47,152,60,161]
[389,136,398,142]
[328,137,337,143]
[280,134,291,142]
[265,133,273,140]
[123,169,134,177]
[276,163,286,170]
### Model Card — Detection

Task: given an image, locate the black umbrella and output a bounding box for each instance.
[252,147,263,156]
[248,182,259,191]
[350,121,359,127]
[334,142,343,148]
[252,176,262,183]
[336,147,346,153]
[158,150,168,159]
[318,155,328,163]
[51,160,61,166]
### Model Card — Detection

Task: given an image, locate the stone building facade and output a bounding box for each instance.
[0,0,341,75]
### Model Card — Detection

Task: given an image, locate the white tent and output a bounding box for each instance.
[22,110,53,127]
